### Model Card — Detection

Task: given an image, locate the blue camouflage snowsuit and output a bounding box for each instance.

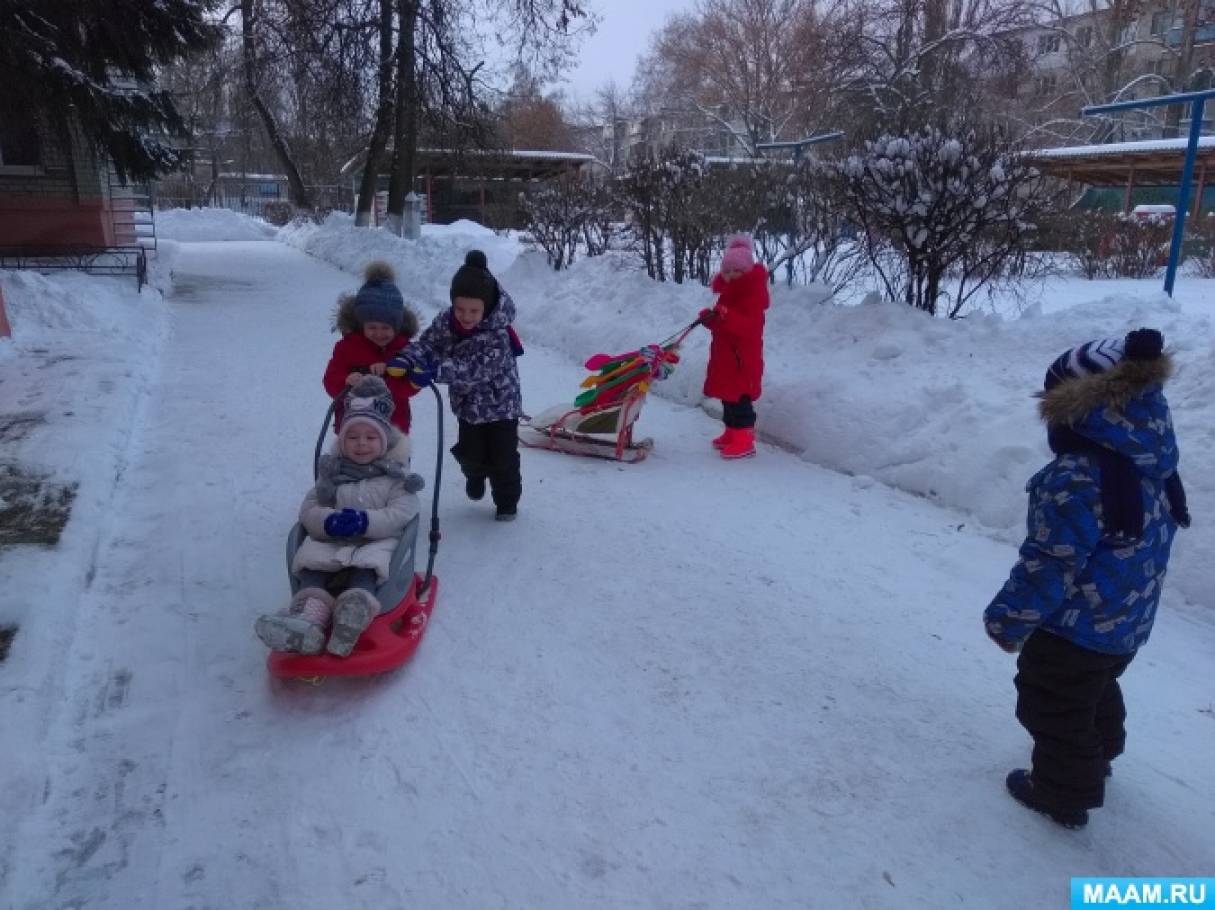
[984,385,1181,655]
[986,351,1185,814]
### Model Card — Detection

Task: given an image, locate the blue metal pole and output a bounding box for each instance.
[1083,88,1215,115]
[1164,97,1205,297]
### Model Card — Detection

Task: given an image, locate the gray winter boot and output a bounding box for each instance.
[326,588,380,657]
[254,587,335,655]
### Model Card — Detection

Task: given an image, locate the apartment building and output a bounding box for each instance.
[1013,1,1215,138]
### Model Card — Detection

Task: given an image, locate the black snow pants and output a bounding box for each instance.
[1014,630,1136,811]
[451,418,522,511]
[721,396,756,429]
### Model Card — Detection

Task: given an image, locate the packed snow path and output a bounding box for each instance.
[6,241,1213,909]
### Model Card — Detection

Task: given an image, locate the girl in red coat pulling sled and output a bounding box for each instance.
[699,234,770,459]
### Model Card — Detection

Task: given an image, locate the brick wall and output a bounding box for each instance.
[0,119,113,246]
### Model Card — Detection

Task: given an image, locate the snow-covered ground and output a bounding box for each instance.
[284,214,1215,609]
[1,215,1212,909]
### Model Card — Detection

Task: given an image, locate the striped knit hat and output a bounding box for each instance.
[1042,328,1163,391]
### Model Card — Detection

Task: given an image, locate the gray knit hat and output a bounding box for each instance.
[341,375,396,451]
[354,261,406,331]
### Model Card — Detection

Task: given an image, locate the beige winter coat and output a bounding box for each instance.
[291,437,419,583]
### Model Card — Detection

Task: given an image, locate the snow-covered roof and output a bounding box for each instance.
[459,149,595,161]
[217,172,288,181]
[339,147,599,175]
[1030,137,1215,159]
[705,155,796,165]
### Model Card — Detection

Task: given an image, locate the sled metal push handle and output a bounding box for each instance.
[419,384,443,595]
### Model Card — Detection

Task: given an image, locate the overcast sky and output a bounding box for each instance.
[559,0,694,103]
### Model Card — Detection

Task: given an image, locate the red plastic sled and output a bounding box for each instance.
[267,574,439,679]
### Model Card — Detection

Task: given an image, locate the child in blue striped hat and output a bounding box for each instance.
[984,327,1189,829]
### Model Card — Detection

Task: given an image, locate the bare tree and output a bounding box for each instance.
[356,0,398,225]
[239,0,313,207]
[496,65,577,150]
[845,0,1037,133]
[379,0,592,233]
[635,0,849,156]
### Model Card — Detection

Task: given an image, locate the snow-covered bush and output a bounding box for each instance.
[1041,211,1112,280]
[1043,210,1175,280]
[520,175,619,271]
[617,145,711,283]
[1186,212,1215,279]
[835,127,1049,316]
[1101,214,1173,279]
[755,159,864,292]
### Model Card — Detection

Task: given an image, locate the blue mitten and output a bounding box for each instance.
[405,361,437,389]
[324,508,369,538]
[387,354,437,389]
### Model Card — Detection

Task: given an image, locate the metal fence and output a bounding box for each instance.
[154,181,354,219]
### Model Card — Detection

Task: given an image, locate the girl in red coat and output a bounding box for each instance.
[323,261,420,434]
[699,234,770,459]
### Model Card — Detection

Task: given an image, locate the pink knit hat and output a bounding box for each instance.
[720,234,755,274]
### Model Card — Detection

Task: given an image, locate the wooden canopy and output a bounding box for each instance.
[339,147,598,183]
[1026,137,1215,212]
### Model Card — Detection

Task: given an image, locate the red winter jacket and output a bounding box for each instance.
[703,263,769,402]
[323,331,418,433]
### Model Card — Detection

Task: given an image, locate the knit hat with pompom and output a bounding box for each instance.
[720,234,756,274]
[354,261,406,331]
[449,250,500,314]
[1042,328,1164,391]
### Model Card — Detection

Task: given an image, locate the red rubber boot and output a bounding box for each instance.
[720,427,756,459]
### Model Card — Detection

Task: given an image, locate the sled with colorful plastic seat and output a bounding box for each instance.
[518,320,700,464]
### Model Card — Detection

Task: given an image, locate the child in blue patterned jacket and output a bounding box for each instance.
[388,250,524,521]
[984,328,1190,830]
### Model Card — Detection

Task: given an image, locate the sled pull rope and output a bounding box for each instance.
[420,383,443,594]
[660,320,703,350]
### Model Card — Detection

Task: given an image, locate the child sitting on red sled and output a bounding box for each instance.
[254,377,424,657]
[698,234,770,459]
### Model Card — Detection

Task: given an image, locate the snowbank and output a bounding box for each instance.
[0,268,169,630]
[156,206,277,242]
[278,212,523,307]
[281,220,1215,610]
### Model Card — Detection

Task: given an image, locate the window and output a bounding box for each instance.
[1037,33,1061,54]
[0,114,42,169]
[1077,25,1093,47]
[1034,74,1059,96]
[1150,11,1173,36]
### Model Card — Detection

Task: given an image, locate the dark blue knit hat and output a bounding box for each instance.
[354,261,405,331]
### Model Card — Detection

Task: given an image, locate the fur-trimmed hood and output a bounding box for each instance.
[333,293,420,339]
[1039,353,1178,479]
[1039,354,1173,427]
